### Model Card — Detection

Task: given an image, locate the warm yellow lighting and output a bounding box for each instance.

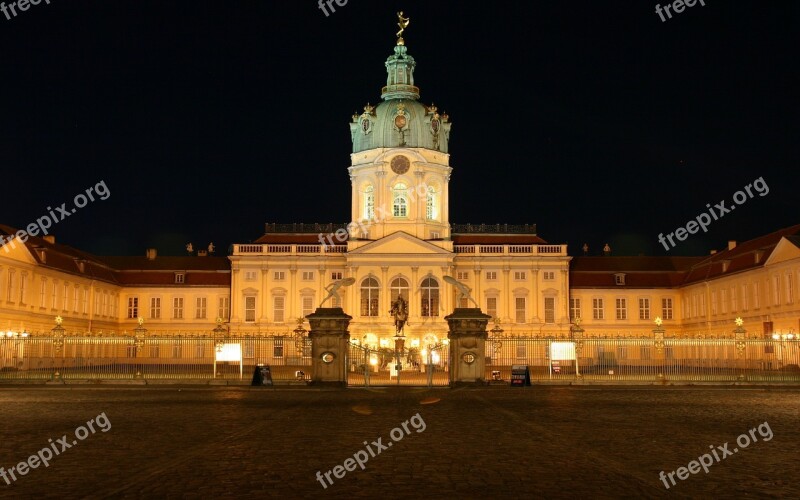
[410,338,420,348]
[735,317,744,327]
[551,341,576,361]
[654,316,663,327]
[431,351,440,363]
[369,355,378,366]
[772,334,780,340]
[379,338,390,348]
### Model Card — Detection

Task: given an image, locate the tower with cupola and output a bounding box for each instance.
[348,20,453,243]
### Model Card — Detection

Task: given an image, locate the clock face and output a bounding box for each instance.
[394,114,407,129]
[391,155,410,174]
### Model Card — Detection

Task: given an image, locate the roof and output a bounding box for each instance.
[569,256,701,289]
[681,224,800,285]
[451,234,548,245]
[0,224,230,287]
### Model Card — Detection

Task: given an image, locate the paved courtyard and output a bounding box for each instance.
[0,386,797,498]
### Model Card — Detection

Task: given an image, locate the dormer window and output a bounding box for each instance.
[75,260,85,273]
[754,250,764,264]
[614,273,626,286]
[721,260,730,273]
[175,272,185,284]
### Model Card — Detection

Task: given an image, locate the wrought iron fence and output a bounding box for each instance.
[0,335,312,383]
[486,337,800,383]
[347,342,449,387]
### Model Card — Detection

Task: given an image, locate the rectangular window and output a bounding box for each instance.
[244,296,256,322]
[175,272,185,284]
[721,289,728,314]
[615,274,626,286]
[543,271,555,281]
[149,345,160,358]
[51,282,57,309]
[754,282,760,308]
[6,270,15,302]
[196,297,207,319]
[640,346,652,361]
[513,271,526,281]
[593,298,604,320]
[661,298,673,320]
[273,296,285,323]
[638,298,650,320]
[273,338,284,358]
[486,297,498,318]
[569,298,581,320]
[302,296,314,318]
[456,271,469,280]
[544,297,555,324]
[82,289,88,314]
[772,276,780,306]
[73,287,80,313]
[711,291,718,315]
[515,297,526,323]
[302,271,314,281]
[273,271,285,281]
[515,344,527,359]
[218,297,230,320]
[150,297,161,319]
[244,270,257,281]
[615,298,627,320]
[127,297,139,319]
[330,272,343,281]
[485,271,497,281]
[173,297,184,319]
[19,274,27,305]
[741,284,748,311]
[731,287,737,312]
[195,344,205,359]
[786,274,794,304]
[101,292,108,316]
[40,280,47,308]
[172,343,182,359]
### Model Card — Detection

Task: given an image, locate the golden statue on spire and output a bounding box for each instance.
[396,11,410,45]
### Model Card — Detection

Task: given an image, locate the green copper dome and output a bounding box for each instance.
[350,42,452,154]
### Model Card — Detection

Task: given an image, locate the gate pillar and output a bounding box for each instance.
[307,308,352,386]
[445,308,492,386]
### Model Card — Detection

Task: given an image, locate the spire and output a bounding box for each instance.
[381,12,419,101]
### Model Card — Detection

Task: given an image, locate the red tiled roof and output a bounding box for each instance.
[681,224,800,285]
[1,224,230,287]
[570,256,702,288]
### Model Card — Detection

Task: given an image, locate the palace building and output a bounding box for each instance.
[1,35,798,343]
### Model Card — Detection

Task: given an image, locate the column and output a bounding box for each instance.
[502,266,511,322]
[445,308,491,385]
[289,266,297,324]
[560,269,570,324]
[230,267,240,323]
[260,264,270,321]
[308,308,353,386]
[411,266,419,321]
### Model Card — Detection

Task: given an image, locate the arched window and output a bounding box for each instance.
[426,186,437,220]
[393,183,408,217]
[420,276,439,317]
[360,277,380,317]
[363,185,374,221]
[390,277,409,303]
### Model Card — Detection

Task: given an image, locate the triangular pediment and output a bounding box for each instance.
[764,237,800,266]
[349,232,452,255]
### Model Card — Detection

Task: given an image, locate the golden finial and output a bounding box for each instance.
[735,317,744,327]
[396,11,410,45]
[655,316,663,327]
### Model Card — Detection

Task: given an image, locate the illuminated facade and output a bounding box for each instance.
[1,37,798,343]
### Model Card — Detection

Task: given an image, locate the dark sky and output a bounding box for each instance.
[1,1,797,257]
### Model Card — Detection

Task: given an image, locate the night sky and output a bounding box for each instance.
[1,1,797,257]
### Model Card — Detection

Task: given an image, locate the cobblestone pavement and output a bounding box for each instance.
[0,386,797,499]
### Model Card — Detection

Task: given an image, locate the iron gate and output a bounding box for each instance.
[347,342,449,387]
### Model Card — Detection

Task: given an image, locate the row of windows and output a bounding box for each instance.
[570,298,675,321]
[456,271,557,281]
[0,268,116,317]
[362,184,440,221]
[126,296,230,321]
[242,271,346,282]
[684,273,796,320]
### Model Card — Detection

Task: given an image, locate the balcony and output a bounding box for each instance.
[233,244,348,256]
[453,244,567,256]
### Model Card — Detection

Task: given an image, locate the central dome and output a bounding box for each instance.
[350,42,451,154]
